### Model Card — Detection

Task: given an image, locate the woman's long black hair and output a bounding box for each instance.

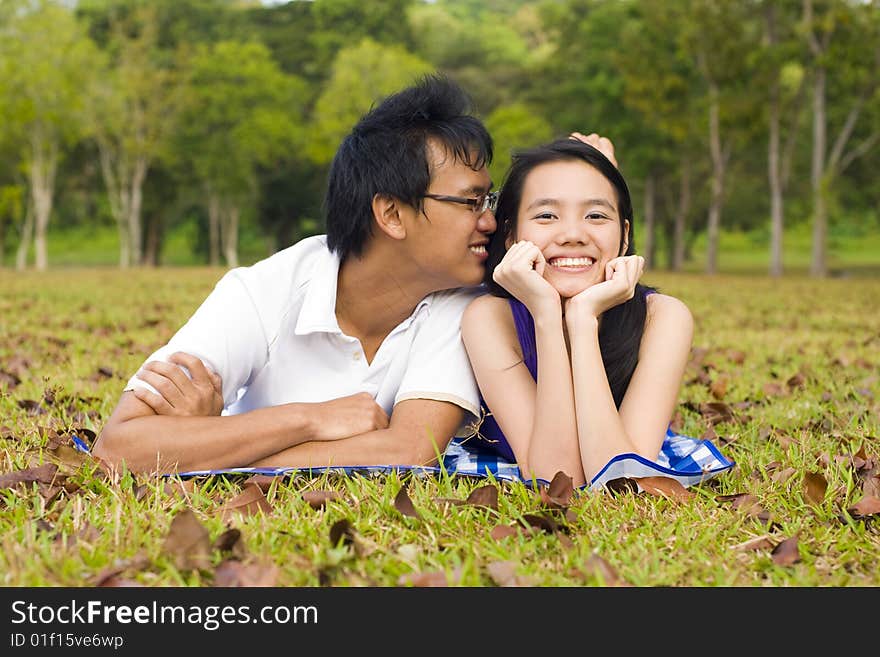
[484,138,656,408]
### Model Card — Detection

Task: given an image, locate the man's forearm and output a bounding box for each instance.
[248,426,450,469]
[94,403,315,474]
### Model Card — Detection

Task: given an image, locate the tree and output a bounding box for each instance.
[484,104,553,186]
[176,40,308,267]
[86,6,183,267]
[803,0,880,277]
[306,38,434,166]
[0,0,99,270]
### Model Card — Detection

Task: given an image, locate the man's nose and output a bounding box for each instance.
[477,207,497,233]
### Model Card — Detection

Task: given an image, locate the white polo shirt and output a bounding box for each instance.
[124,235,483,433]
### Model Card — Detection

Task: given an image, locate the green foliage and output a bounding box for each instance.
[484,103,553,186]
[306,38,434,165]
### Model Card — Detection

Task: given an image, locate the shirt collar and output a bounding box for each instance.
[294,246,434,336]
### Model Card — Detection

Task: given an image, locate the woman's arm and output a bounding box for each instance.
[461,294,583,485]
[567,292,694,481]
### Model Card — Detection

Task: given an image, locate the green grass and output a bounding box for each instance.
[1,268,878,586]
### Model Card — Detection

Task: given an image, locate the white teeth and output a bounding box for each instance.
[550,257,594,267]
[469,245,487,255]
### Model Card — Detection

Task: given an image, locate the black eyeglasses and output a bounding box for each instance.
[423,190,499,214]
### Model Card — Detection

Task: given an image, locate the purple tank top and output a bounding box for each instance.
[474,290,655,463]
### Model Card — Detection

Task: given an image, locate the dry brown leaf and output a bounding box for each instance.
[393,487,421,519]
[213,559,279,587]
[578,554,626,586]
[848,496,880,518]
[520,513,563,534]
[803,472,828,505]
[637,476,695,502]
[302,490,341,509]
[465,484,498,509]
[771,467,797,484]
[397,567,461,587]
[0,463,59,489]
[213,528,246,558]
[218,483,272,522]
[699,401,736,425]
[771,535,801,566]
[541,471,574,508]
[329,518,356,548]
[243,474,278,493]
[489,524,519,541]
[731,535,775,551]
[486,560,528,587]
[710,375,729,400]
[162,508,212,571]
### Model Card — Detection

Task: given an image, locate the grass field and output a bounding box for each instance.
[1,267,878,587]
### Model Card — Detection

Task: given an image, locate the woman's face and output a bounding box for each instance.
[511,159,629,299]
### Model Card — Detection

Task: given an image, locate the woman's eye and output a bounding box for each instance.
[534,213,557,221]
[586,213,610,222]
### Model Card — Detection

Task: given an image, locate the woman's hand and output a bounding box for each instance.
[132,352,225,416]
[492,241,561,316]
[565,255,644,328]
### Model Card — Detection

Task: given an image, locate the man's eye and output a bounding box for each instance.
[534,213,557,221]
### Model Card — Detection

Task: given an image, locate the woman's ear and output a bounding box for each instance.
[620,219,631,254]
[372,194,407,241]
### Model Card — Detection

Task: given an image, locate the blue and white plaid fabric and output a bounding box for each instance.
[75,427,734,490]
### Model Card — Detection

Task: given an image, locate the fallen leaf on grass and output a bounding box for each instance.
[803,472,828,505]
[0,463,59,489]
[397,567,461,587]
[213,559,279,587]
[243,474,279,493]
[717,493,774,523]
[847,496,880,518]
[213,528,246,559]
[393,487,421,519]
[489,524,519,541]
[699,402,736,426]
[218,483,272,522]
[636,476,695,502]
[162,509,212,571]
[605,477,639,495]
[771,467,797,484]
[486,560,532,587]
[771,535,801,566]
[540,471,574,508]
[570,554,627,586]
[730,535,775,552]
[329,518,358,550]
[465,484,498,509]
[302,490,341,509]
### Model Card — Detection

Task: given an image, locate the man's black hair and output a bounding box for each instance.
[324,74,493,262]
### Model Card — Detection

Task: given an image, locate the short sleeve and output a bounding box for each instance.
[123,270,270,408]
[395,287,483,422]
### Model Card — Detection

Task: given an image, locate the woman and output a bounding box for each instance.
[461,137,699,488]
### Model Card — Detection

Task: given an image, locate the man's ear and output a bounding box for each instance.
[372,194,407,241]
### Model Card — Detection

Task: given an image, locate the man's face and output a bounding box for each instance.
[407,140,497,290]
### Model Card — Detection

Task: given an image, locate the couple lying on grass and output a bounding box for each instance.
[93,74,729,490]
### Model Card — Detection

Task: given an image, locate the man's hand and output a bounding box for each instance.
[132,352,224,416]
[306,392,390,441]
[569,132,617,168]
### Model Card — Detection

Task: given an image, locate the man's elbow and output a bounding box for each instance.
[92,424,143,473]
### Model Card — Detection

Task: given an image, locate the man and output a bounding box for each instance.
[93,74,615,475]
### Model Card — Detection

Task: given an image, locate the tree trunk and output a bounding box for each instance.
[15,204,34,271]
[673,155,690,271]
[208,194,220,266]
[143,210,163,266]
[705,81,724,275]
[766,3,784,277]
[129,158,147,266]
[642,172,656,270]
[30,137,57,272]
[222,204,239,268]
[809,66,827,277]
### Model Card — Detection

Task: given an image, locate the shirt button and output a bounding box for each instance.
[353,352,361,361]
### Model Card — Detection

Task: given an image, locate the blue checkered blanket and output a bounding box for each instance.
[75,427,733,490]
